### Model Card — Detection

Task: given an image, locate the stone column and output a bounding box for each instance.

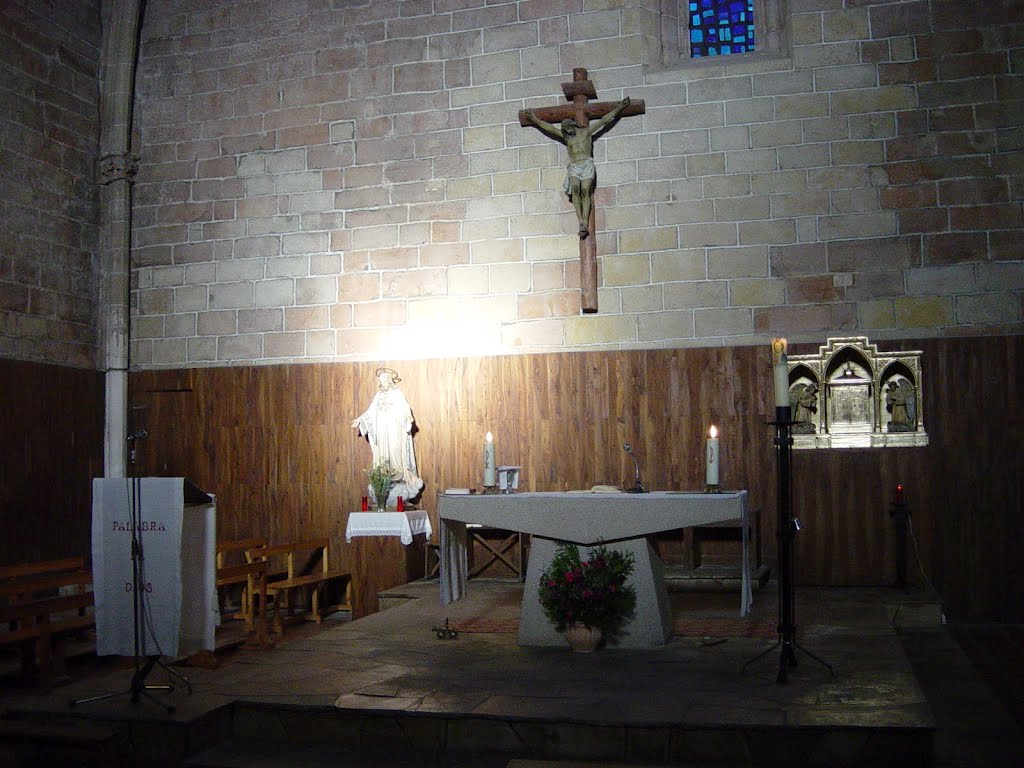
[97,0,143,478]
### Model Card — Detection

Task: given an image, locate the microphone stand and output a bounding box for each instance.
[71,431,191,712]
[623,443,645,493]
[741,406,833,683]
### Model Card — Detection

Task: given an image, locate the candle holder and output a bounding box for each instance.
[703,484,722,494]
[742,405,833,684]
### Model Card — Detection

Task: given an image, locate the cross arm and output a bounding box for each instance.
[518,99,645,127]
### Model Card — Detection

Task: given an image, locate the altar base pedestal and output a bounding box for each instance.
[518,536,672,648]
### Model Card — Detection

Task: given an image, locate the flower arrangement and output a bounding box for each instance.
[538,543,637,637]
[366,461,397,510]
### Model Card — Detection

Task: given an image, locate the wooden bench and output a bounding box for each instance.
[0,557,94,689]
[215,538,266,631]
[215,560,269,647]
[247,539,352,635]
[691,507,762,571]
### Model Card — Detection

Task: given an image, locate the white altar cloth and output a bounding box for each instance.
[438,491,751,647]
[345,511,432,545]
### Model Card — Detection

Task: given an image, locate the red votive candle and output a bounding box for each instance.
[895,484,905,505]
[360,496,368,512]
[397,496,404,512]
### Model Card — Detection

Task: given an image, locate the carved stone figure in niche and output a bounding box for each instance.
[352,367,424,504]
[790,382,819,434]
[885,379,916,432]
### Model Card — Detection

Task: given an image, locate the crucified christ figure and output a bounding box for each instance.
[522,96,631,239]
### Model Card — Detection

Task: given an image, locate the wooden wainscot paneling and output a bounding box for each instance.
[0,360,104,567]
[130,335,1024,621]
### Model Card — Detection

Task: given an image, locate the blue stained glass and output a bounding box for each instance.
[689,0,756,58]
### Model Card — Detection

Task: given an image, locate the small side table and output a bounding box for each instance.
[345,511,431,618]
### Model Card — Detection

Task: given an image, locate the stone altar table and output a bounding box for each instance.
[438,491,750,648]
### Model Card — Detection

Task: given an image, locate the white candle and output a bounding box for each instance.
[706,425,719,486]
[772,338,790,408]
[483,431,496,486]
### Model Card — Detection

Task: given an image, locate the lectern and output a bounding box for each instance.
[91,477,217,657]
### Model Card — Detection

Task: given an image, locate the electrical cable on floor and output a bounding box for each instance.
[907,513,945,622]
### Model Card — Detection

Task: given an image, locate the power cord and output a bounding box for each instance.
[906,511,945,623]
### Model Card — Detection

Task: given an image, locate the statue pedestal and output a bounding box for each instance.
[350,534,426,619]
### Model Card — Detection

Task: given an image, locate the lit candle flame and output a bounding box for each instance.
[486,431,493,443]
[709,425,718,439]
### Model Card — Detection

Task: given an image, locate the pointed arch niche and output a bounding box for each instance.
[786,337,928,450]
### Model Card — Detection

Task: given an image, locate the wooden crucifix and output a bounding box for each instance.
[519,68,645,313]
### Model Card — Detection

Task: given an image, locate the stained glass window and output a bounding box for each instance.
[689,0,756,57]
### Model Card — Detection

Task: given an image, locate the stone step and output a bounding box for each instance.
[186,739,510,767]
[665,564,770,592]
[0,717,129,767]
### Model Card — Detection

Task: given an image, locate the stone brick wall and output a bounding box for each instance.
[129,0,1024,368]
[0,1,101,368]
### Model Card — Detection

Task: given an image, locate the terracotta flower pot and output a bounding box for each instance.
[564,623,603,652]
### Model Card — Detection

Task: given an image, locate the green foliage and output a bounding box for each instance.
[366,461,397,509]
[538,543,637,636]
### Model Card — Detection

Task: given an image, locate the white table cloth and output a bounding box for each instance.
[345,510,432,545]
[438,490,751,647]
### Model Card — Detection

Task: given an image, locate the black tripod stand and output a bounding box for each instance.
[742,405,833,684]
[71,441,191,712]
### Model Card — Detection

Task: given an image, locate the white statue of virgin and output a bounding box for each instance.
[351,367,424,506]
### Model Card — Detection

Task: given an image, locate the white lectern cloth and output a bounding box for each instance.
[92,478,217,657]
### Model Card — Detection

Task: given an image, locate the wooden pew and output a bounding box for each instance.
[247,539,352,636]
[215,560,269,647]
[0,557,94,689]
[215,538,266,630]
